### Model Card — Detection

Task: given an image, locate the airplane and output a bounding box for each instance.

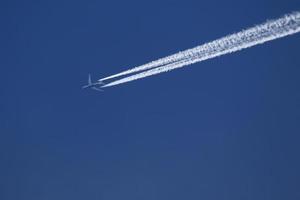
[82,74,105,91]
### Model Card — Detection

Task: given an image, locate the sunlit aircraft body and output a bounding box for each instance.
[82,74,104,91]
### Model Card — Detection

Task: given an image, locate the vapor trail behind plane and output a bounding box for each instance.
[101,11,300,88]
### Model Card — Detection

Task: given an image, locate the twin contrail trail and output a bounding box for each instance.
[100,11,300,88]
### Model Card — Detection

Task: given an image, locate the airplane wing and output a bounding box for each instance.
[92,87,103,92]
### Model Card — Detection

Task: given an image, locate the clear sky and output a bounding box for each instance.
[1,0,300,199]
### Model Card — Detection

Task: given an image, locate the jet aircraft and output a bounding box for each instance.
[82,74,104,91]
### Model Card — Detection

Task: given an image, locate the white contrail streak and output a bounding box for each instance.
[101,12,300,87]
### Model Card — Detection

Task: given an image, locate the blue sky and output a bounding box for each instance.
[1,0,300,199]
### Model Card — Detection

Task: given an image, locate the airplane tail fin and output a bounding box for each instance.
[88,74,92,85]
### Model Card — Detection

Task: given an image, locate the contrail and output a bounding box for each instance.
[101,11,300,87]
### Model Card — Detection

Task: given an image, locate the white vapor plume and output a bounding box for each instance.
[101,12,300,87]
